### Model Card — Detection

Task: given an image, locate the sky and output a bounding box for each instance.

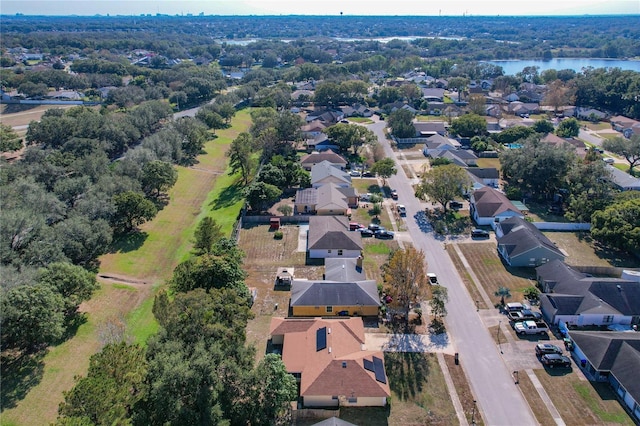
[1,0,639,16]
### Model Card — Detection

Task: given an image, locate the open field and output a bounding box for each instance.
[543,232,640,268]
[445,245,489,310]
[516,369,558,425]
[444,354,484,425]
[0,110,252,426]
[475,157,501,171]
[0,104,76,128]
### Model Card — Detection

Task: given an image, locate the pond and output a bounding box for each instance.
[485,58,640,75]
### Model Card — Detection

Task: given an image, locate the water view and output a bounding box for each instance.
[487,58,640,75]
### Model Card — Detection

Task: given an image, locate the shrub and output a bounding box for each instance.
[273,230,283,239]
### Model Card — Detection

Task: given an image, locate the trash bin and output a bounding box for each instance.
[454,353,459,365]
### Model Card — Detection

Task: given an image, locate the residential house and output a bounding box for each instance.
[301,150,348,171]
[413,122,447,137]
[466,168,499,188]
[536,260,640,326]
[470,187,524,226]
[289,279,380,317]
[341,104,373,118]
[422,134,460,156]
[306,109,344,125]
[307,134,339,152]
[294,184,358,215]
[507,101,540,117]
[268,317,390,407]
[301,120,328,138]
[610,115,640,139]
[541,133,587,157]
[495,217,565,267]
[307,216,363,259]
[324,257,366,282]
[421,88,445,102]
[566,331,640,423]
[433,149,478,167]
[311,160,352,189]
[576,107,607,121]
[605,165,640,191]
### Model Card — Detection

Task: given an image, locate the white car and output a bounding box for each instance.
[603,157,615,164]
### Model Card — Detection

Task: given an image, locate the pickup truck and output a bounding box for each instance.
[514,320,548,335]
[507,309,542,322]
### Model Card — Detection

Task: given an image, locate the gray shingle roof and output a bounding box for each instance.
[325,258,366,282]
[471,187,522,218]
[301,150,347,166]
[467,168,499,179]
[290,280,380,307]
[497,217,564,259]
[308,216,363,251]
[295,188,318,205]
[311,160,351,186]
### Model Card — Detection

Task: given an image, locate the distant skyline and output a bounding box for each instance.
[2,0,639,16]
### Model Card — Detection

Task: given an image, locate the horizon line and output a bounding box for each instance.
[2,13,639,17]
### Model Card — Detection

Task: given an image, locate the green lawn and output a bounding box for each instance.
[348,117,374,124]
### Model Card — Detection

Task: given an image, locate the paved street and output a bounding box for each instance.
[367,120,539,425]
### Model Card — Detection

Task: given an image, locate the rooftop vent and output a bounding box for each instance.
[342,361,347,368]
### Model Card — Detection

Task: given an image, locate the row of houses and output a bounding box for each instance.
[269,154,391,410]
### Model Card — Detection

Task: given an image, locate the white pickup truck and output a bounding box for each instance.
[514,320,548,335]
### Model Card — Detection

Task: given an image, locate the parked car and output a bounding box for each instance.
[361,171,374,177]
[349,222,363,231]
[390,189,398,200]
[368,224,384,232]
[603,157,615,164]
[505,302,528,313]
[541,354,572,368]
[396,204,406,216]
[359,228,374,237]
[535,343,563,356]
[507,309,543,322]
[349,170,361,177]
[360,193,372,201]
[374,230,394,239]
[427,272,438,285]
[471,229,490,239]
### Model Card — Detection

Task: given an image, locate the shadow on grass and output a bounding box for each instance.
[340,406,389,426]
[0,350,47,410]
[384,352,431,400]
[210,180,245,210]
[108,231,149,254]
[1,104,40,114]
[592,241,640,267]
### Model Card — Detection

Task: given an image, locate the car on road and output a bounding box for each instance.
[427,272,438,285]
[396,204,406,216]
[535,343,563,356]
[541,354,572,368]
[603,157,615,164]
[390,189,398,200]
[374,230,394,239]
[471,229,490,239]
[358,228,374,237]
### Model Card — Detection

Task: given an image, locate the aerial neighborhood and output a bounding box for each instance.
[1,12,640,426]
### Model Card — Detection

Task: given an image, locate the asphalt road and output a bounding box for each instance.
[367,120,538,425]
[578,128,604,147]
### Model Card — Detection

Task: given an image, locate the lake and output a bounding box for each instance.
[486,58,640,75]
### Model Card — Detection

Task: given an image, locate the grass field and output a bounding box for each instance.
[0,110,252,426]
[543,232,640,268]
[453,242,534,306]
[0,104,76,128]
[535,370,635,426]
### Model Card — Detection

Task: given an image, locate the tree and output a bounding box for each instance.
[1,284,65,350]
[447,77,469,102]
[542,79,574,114]
[555,117,580,138]
[0,123,23,152]
[500,136,575,200]
[383,247,429,319]
[37,262,99,316]
[387,109,415,138]
[415,164,471,212]
[450,113,487,138]
[494,286,512,306]
[430,285,449,320]
[244,181,282,212]
[468,94,487,116]
[532,119,555,134]
[277,204,293,216]
[227,132,255,184]
[141,160,178,197]
[57,343,147,425]
[602,135,640,175]
[112,191,158,233]
[523,286,540,302]
[169,253,247,294]
[192,217,224,254]
[591,198,640,253]
[324,123,376,154]
[241,354,297,425]
[564,159,613,223]
[370,158,397,185]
